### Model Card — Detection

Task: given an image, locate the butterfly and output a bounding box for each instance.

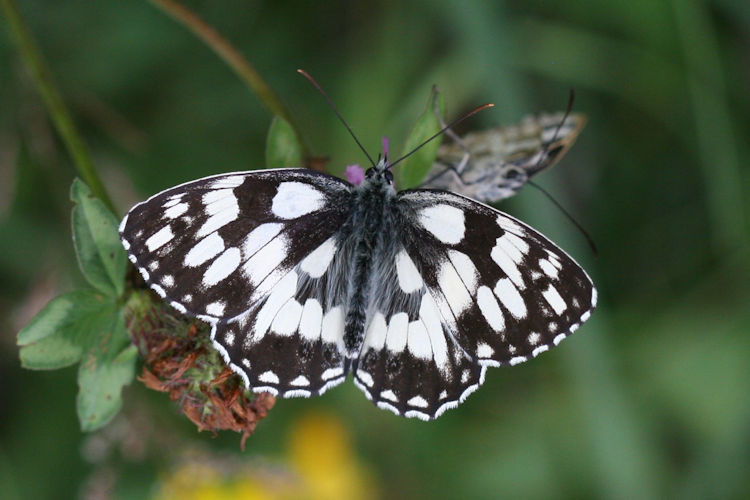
[422,112,586,202]
[120,150,596,420]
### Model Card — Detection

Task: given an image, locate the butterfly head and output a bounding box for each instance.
[364,156,394,185]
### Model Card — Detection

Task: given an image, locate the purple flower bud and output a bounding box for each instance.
[345,164,365,185]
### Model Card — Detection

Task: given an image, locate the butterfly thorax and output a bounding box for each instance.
[342,159,397,361]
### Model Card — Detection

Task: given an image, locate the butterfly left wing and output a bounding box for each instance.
[354,189,596,420]
[120,169,357,396]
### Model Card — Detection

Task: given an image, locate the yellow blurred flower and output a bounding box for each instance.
[153,411,377,500]
[288,412,376,500]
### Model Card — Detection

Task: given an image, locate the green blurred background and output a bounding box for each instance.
[1,1,749,498]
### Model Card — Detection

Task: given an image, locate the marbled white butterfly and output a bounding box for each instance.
[120,99,595,421]
[423,112,586,203]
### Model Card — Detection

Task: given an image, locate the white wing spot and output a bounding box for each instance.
[162,196,181,208]
[532,345,549,357]
[497,215,525,236]
[494,278,527,319]
[477,343,494,358]
[381,390,398,402]
[528,332,541,345]
[290,375,310,387]
[170,301,186,314]
[243,234,289,286]
[539,258,559,279]
[418,204,465,244]
[407,395,429,408]
[438,260,472,316]
[321,306,345,351]
[299,298,323,341]
[254,271,298,339]
[542,284,568,315]
[182,294,192,303]
[322,367,344,380]
[363,312,388,350]
[243,223,284,257]
[509,356,527,366]
[148,261,159,271]
[357,371,374,387]
[223,331,235,346]
[258,371,279,384]
[271,300,303,336]
[553,333,566,345]
[385,312,409,353]
[145,226,174,252]
[272,182,326,219]
[395,249,423,293]
[300,238,337,278]
[447,250,478,294]
[161,275,174,287]
[419,294,448,370]
[407,321,432,360]
[210,175,245,189]
[164,202,188,220]
[206,301,226,317]
[491,240,525,289]
[476,285,505,332]
[202,247,241,287]
[196,189,240,238]
[184,232,225,267]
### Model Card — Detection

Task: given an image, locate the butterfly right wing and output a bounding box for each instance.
[424,112,587,202]
[120,169,356,397]
[354,188,595,420]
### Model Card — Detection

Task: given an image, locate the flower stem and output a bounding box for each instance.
[1,0,116,213]
[147,0,309,156]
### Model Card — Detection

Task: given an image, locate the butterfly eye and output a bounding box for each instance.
[384,170,394,183]
[505,168,522,180]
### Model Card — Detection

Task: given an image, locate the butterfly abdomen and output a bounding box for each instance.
[343,175,395,357]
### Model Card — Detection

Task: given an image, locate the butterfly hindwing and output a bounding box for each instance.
[120,169,356,395]
[352,240,485,420]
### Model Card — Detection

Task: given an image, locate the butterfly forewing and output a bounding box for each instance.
[120,169,356,395]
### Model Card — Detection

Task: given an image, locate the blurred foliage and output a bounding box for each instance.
[1,1,749,499]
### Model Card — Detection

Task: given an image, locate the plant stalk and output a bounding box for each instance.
[1,0,116,213]
[147,0,309,156]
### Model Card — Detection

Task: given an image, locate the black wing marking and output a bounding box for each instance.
[120,169,355,396]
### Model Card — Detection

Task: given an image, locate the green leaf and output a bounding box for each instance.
[77,308,137,431]
[265,116,304,169]
[71,179,126,298]
[17,290,115,370]
[395,87,445,189]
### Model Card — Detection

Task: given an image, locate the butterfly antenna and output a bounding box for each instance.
[298,69,376,168]
[389,103,494,170]
[531,89,576,173]
[527,180,598,257]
